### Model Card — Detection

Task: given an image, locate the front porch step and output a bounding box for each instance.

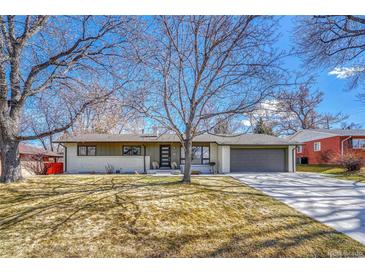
[147,169,181,175]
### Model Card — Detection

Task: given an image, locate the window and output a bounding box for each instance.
[122,146,141,156]
[87,146,96,156]
[202,146,210,164]
[296,145,303,153]
[313,142,321,152]
[352,139,365,149]
[181,146,210,164]
[78,145,96,156]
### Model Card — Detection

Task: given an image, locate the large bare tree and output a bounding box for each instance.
[129,16,286,183]
[24,85,144,152]
[0,16,134,182]
[274,85,347,134]
[295,16,365,92]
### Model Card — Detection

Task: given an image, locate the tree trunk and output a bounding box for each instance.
[0,139,22,183]
[182,139,192,183]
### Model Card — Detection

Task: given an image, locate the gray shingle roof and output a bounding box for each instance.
[54,133,298,146]
[288,129,365,142]
[307,128,365,136]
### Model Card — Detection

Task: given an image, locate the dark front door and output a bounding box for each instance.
[160,145,171,168]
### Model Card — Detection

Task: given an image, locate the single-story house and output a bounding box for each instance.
[287,129,365,164]
[54,133,298,174]
[0,143,63,176]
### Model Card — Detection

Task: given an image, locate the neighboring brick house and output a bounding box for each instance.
[287,129,365,164]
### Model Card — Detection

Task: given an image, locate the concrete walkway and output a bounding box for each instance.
[230,172,365,245]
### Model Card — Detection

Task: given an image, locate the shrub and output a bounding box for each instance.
[152,161,159,169]
[333,152,365,172]
[171,161,178,169]
[22,153,48,175]
[105,163,115,174]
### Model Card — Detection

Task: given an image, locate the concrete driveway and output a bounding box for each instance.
[230,172,365,245]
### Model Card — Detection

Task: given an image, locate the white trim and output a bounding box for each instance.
[313,142,321,152]
[351,138,365,149]
[296,145,303,153]
[288,146,296,172]
[218,145,230,173]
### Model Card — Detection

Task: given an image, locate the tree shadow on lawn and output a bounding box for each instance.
[0,175,364,257]
[0,176,262,231]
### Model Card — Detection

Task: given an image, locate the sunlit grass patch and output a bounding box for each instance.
[0,175,364,257]
[297,164,365,182]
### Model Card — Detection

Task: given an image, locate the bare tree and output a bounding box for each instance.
[70,94,145,135]
[0,16,134,182]
[128,16,286,183]
[24,84,145,152]
[274,85,347,135]
[212,117,232,134]
[22,153,48,176]
[340,121,362,130]
[295,16,365,91]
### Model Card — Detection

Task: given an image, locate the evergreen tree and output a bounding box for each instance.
[253,117,275,135]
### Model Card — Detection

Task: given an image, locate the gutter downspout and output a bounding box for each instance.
[341,136,352,159]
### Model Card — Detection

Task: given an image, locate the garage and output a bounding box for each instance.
[230,148,287,172]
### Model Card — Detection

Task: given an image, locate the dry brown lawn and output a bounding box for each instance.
[0,175,365,257]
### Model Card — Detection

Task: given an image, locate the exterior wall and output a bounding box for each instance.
[218,145,230,173]
[78,142,139,156]
[65,143,150,173]
[170,143,181,166]
[288,145,296,172]
[297,136,340,164]
[297,135,365,164]
[145,144,159,168]
[145,143,181,168]
[64,141,296,173]
[180,164,212,174]
[65,142,216,173]
[209,142,218,173]
[345,136,365,156]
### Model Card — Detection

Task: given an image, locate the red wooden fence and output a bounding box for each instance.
[45,162,64,175]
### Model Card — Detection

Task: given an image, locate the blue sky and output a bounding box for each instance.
[278,16,365,127]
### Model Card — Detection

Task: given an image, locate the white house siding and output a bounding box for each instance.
[65,143,150,173]
[63,142,295,174]
[180,164,212,174]
[288,145,296,172]
[218,145,230,173]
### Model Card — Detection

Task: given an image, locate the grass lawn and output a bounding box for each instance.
[297,164,365,182]
[1,175,365,258]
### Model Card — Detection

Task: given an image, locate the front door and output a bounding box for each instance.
[160,145,171,168]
